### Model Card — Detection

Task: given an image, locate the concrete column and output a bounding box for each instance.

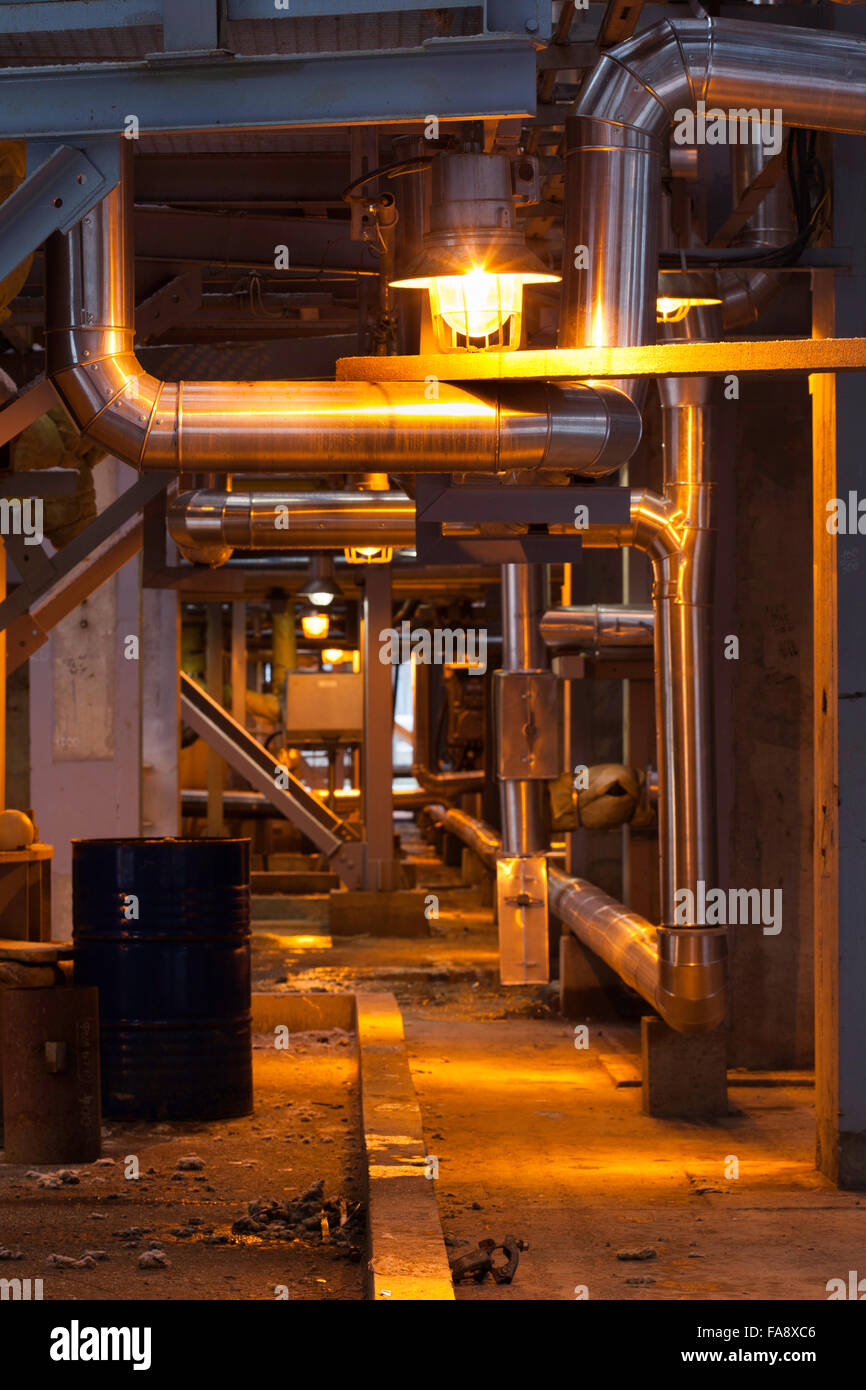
[141,586,180,837]
[362,566,396,890]
[30,458,142,937]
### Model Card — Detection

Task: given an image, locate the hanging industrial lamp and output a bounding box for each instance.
[390,151,559,351]
[297,555,342,607]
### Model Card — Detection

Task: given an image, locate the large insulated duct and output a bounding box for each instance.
[426,804,725,1033]
[44,144,641,479]
[561,16,866,396]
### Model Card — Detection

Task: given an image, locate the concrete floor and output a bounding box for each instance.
[254,864,865,1301]
[0,1035,365,1300]
[2,829,862,1302]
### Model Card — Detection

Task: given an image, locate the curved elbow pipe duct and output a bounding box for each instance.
[561,16,866,394]
[44,144,641,480]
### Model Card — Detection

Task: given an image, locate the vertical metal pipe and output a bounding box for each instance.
[655,306,718,924]
[499,563,549,856]
[560,120,661,407]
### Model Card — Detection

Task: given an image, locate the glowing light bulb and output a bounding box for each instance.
[431,271,520,341]
[656,295,721,324]
[301,611,329,639]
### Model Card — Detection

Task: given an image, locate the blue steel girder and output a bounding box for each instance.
[0,0,522,33]
[0,143,117,286]
[0,40,538,140]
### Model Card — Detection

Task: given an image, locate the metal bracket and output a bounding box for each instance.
[495,854,549,984]
[414,476,629,564]
[179,672,364,889]
[0,377,66,451]
[486,0,551,40]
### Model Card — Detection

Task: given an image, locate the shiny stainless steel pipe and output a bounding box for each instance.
[499,563,549,857]
[44,144,641,478]
[540,604,655,652]
[426,804,726,1032]
[718,137,798,328]
[562,16,866,396]
[168,489,416,563]
[410,655,485,797]
[578,294,719,929]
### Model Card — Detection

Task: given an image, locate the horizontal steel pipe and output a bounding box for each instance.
[426,804,726,1033]
[540,604,655,652]
[169,489,417,562]
[45,144,641,479]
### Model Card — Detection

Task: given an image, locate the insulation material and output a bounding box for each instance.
[12,409,105,547]
[0,141,32,320]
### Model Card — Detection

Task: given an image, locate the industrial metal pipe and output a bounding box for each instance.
[654,306,719,926]
[426,804,725,1033]
[540,604,654,652]
[561,15,866,398]
[499,563,549,857]
[410,656,485,797]
[168,489,416,565]
[718,137,798,329]
[45,144,642,478]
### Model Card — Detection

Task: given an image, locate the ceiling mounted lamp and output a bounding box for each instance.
[300,610,330,640]
[297,555,342,608]
[390,151,560,352]
[656,271,722,324]
[343,545,394,564]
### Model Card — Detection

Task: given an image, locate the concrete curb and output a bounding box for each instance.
[355,992,454,1301]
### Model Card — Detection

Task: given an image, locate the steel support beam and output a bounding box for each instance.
[0,144,117,286]
[179,671,364,886]
[338,338,866,384]
[0,473,168,638]
[134,208,379,275]
[813,6,866,1190]
[0,41,538,140]
[0,378,65,451]
[0,0,480,32]
[161,0,225,53]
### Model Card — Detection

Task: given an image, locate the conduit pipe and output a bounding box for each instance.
[44,144,642,479]
[426,804,725,1033]
[168,489,416,565]
[540,604,655,652]
[498,563,550,858]
[717,139,799,329]
[561,15,866,407]
[411,656,485,797]
[545,303,724,1028]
